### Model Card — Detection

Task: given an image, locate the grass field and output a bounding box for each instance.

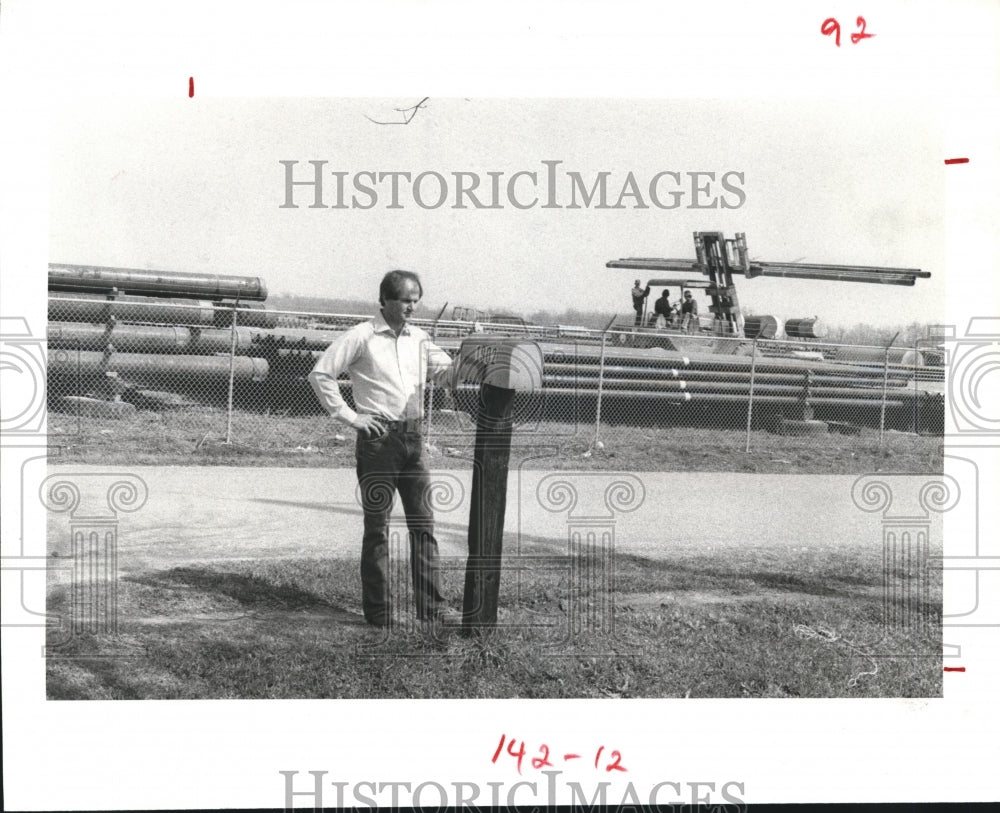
[48,408,943,474]
[45,407,943,700]
[47,542,942,700]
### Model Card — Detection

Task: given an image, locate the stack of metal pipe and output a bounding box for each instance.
[538,347,941,431]
[446,344,943,432]
[46,263,943,432]
[46,264,345,406]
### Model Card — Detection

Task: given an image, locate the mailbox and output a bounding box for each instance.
[454,337,544,635]
[455,337,543,393]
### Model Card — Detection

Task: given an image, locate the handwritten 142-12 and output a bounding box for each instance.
[822,16,875,47]
[492,734,627,774]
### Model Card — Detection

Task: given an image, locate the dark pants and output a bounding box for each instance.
[355,430,445,623]
[633,308,643,326]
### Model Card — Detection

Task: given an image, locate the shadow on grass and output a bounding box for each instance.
[613,551,935,601]
[124,566,362,622]
[46,570,944,699]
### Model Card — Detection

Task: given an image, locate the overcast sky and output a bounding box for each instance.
[49,97,944,329]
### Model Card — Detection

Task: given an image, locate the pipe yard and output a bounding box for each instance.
[46,259,945,435]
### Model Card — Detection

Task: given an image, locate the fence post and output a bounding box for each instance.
[879,332,899,449]
[593,315,617,450]
[425,301,449,449]
[745,337,759,453]
[225,303,239,445]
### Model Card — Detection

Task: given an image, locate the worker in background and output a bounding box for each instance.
[680,289,699,332]
[653,288,673,328]
[631,279,651,327]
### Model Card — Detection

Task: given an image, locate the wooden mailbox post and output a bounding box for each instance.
[454,337,544,633]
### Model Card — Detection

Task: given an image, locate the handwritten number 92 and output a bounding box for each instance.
[821,16,874,47]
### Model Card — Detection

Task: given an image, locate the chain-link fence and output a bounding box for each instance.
[46,293,944,466]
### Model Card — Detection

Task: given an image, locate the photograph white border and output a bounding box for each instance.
[2,1,998,808]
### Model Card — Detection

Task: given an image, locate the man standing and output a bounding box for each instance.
[631,279,651,327]
[308,270,456,631]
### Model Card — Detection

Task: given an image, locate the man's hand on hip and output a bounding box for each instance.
[353,414,387,439]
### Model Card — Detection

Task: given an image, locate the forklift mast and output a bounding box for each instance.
[693,231,748,337]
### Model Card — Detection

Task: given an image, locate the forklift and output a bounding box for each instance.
[610,231,929,340]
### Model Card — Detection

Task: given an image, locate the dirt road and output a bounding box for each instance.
[45,465,906,578]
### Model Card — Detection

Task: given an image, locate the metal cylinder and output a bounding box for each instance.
[784,317,826,339]
[48,322,187,352]
[49,264,269,301]
[47,322,258,354]
[214,302,281,330]
[544,374,911,401]
[545,355,910,382]
[47,350,269,382]
[743,315,780,339]
[48,293,217,326]
[547,368,913,392]
[831,346,925,367]
[543,388,908,409]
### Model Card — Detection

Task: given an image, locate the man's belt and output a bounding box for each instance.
[373,417,423,434]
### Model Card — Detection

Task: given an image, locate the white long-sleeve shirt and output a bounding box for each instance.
[308,311,452,425]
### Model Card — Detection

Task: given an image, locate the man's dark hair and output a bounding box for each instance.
[379,270,423,306]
